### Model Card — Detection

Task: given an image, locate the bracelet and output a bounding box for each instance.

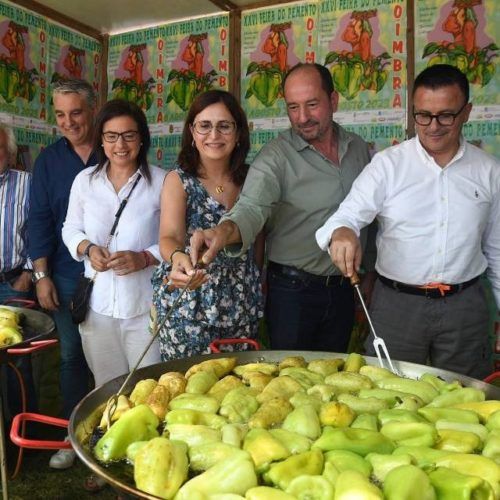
[141,250,151,269]
[84,243,96,258]
[169,248,185,263]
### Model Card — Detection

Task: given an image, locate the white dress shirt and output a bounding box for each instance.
[316,136,500,306]
[63,165,166,319]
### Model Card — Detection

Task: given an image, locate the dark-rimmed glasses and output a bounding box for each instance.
[192,120,236,135]
[413,102,468,126]
[102,130,140,143]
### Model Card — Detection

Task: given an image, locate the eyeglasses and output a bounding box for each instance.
[192,120,237,135]
[413,102,468,126]
[102,130,140,143]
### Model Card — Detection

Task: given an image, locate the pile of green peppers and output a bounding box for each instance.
[93,353,500,499]
[0,59,37,103]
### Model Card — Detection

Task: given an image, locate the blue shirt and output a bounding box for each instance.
[28,137,97,279]
[0,168,31,272]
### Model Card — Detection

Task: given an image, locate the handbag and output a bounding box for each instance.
[69,173,142,325]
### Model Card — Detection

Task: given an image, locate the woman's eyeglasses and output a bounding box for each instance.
[192,120,236,135]
[102,131,140,143]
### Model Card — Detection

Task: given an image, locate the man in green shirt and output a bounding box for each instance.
[189,63,372,351]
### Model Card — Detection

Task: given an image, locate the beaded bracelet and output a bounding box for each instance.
[169,248,185,263]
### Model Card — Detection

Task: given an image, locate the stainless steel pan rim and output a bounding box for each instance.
[68,351,500,499]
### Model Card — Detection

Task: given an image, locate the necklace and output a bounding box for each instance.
[215,185,224,194]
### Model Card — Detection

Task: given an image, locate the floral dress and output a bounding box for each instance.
[151,167,263,361]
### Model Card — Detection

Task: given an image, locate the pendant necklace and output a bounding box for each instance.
[215,185,224,194]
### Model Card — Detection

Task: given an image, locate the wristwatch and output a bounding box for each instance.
[32,271,49,284]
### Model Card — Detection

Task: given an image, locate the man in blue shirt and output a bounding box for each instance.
[28,79,97,469]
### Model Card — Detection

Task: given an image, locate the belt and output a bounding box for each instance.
[268,261,344,287]
[379,275,479,298]
[0,266,23,283]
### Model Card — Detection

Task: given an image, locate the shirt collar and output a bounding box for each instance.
[0,168,10,185]
[415,134,467,168]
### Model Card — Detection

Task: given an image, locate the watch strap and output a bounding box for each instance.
[32,271,49,284]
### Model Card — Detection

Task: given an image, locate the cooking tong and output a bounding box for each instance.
[350,271,399,375]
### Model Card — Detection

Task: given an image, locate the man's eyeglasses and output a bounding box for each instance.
[192,120,236,135]
[102,131,140,143]
[413,102,468,126]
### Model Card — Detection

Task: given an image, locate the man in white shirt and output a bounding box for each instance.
[316,64,500,379]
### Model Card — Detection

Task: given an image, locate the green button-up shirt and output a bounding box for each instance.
[223,122,372,276]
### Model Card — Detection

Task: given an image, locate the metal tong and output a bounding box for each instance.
[102,267,200,428]
[350,271,398,374]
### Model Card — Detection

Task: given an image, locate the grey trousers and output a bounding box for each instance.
[365,278,492,380]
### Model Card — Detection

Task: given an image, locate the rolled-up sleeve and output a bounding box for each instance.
[62,173,86,262]
[483,185,500,309]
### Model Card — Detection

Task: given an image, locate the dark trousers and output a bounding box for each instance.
[266,267,355,352]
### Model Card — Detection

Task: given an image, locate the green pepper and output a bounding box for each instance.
[351,413,379,431]
[486,410,500,431]
[383,464,436,500]
[324,449,372,477]
[319,401,356,427]
[420,373,462,393]
[358,389,424,408]
[365,452,413,483]
[94,404,159,463]
[219,386,259,423]
[324,371,373,392]
[6,67,19,103]
[125,440,148,464]
[280,367,324,390]
[418,407,480,424]
[221,423,248,448]
[263,449,324,490]
[168,393,220,413]
[282,404,321,439]
[436,429,482,453]
[451,401,500,422]
[394,395,426,411]
[269,428,312,454]
[378,409,428,426]
[482,432,500,464]
[290,391,322,411]
[248,397,293,429]
[246,486,296,500]
[337,393,389,415]
[392,446,454,468]
[256,376,303,404]
[134,437,188,499]
[428,467,494,500]
[380,421,437,447]
[174,454,258,499]
[346,62,364,100]
[343,352,366,372]
[331,62,349,94]
[129,378,157,405]
[307,384,337,402]
[208,375,244,403]
[184,79,197,111]
[434,454,500,498]
[313,427,394,456]
[285,474,335,499]
[376,378,438,404]
[0,61,8,98]
[243,428,290,473]
[434,420,488,442]
[186,370,218,394]
[165,409,227,429]
[334,470,383,499]
[425,387,485,408]
[359,365,398,382]
[188,442,250,472]
[165,423,221,448]
[307,358,344,377]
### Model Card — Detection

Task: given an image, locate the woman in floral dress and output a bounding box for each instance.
[152,90,263,361]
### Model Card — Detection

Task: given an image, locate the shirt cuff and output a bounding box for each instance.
[144,244,162,263]
[220,214,250,258]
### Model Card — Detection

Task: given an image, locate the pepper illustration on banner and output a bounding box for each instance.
[324,10,391,101]
[0,21,38,103]
[51,45,85,84]
[422,0,498,86]
[245,22,292,108]
[111,44,155,110]
[167,33,217,112]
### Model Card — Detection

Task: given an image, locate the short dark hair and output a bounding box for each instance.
[178,90,250,186]
[283,63,334,97]
[91,99,151,183]
[413,64,469,103]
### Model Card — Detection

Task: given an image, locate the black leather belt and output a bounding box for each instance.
[268,261,344,287]
[379,275,479,298]
[0,266,23,283]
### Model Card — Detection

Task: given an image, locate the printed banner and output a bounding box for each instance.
[463,119,500,157]
[13,126,55,172]
[248,128,281,163]
[415,0,499,112]
[149,132,182,170]
[47,22,102,123]
[241,2,319,125]
[108,14,229,126]
[0,1,48,124]
[318,0,407,125]
[344,122,406,155]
